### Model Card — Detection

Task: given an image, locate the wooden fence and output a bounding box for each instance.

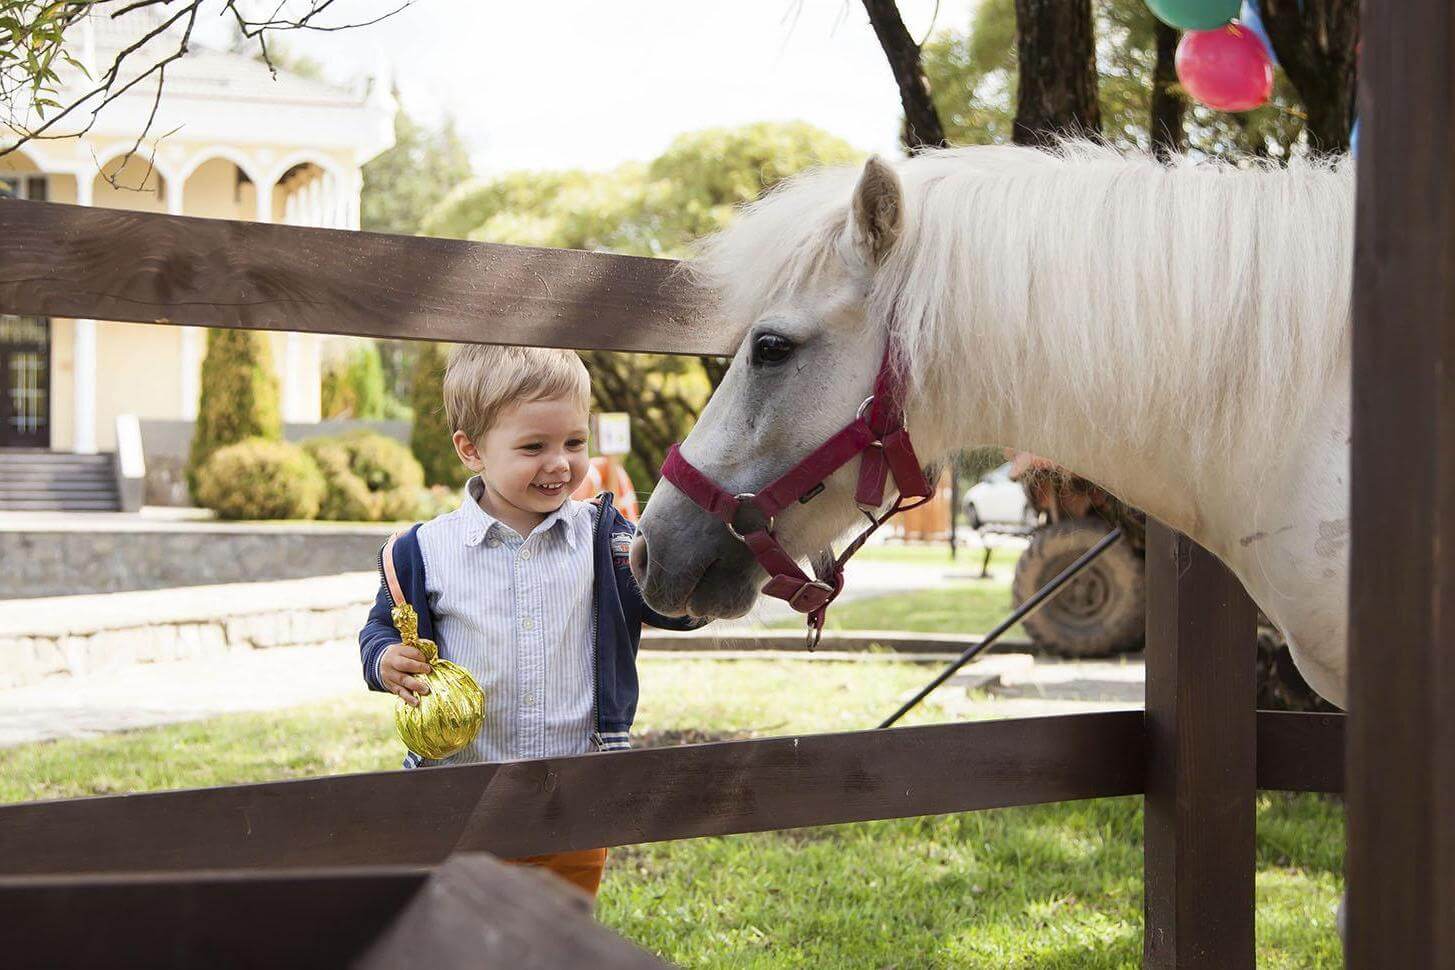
[0,5,1449,961]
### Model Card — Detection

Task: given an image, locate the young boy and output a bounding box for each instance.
[358,344,702,898]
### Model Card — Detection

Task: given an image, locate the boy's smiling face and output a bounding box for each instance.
[454,395,591,533]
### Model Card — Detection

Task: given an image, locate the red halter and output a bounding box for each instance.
[660,342,934,647]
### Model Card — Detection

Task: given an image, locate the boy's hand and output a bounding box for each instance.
[380,642,432,707]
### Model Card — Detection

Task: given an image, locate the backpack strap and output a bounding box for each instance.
[382,530,406,607]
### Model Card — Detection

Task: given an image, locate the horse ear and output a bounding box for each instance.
[847,155,903,266]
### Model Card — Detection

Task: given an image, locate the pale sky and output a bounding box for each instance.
[256,0,979,174]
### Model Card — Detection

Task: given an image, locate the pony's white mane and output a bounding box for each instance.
[692,142,1355,475]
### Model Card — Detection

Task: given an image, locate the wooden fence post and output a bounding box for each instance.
[1143,520,1257,969]
[1348,0,1455,964]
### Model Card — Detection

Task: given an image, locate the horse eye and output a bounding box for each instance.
[751,332,795,367]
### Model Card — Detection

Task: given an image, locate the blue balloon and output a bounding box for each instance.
[1350,118,1360,158]
[1238,0,1275,62]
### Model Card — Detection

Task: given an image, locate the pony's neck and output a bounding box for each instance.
[909,366,1224,545]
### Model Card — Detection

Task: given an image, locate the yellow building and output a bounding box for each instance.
[0,11,393,507]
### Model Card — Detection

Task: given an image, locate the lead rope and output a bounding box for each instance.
[803,489,935,648]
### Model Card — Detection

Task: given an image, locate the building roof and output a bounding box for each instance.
[74,7,374,107]
[25,7,398,175]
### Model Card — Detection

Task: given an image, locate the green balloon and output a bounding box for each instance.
[1145,0,1240,30]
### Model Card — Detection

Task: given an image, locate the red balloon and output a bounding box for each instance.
[1176,24,1274,113]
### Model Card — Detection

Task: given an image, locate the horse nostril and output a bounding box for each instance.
[629,534,649,583]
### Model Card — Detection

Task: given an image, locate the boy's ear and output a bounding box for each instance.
[452,431,485,472]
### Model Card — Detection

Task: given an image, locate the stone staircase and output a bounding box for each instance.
[0,451,121,511]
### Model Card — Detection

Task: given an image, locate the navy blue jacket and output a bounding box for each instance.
[358,493,702,755]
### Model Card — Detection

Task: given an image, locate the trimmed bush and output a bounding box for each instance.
[187,329,283,498]
[303,431,426,521]
[304,438,379,522]
[195,438,324,521]
[409,342,469,487]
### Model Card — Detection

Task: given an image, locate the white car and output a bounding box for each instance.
[964,462,1039,530]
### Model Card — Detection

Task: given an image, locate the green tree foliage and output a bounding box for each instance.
[321,341,388,420]
[409,341,467,488]
[186,329,282,498]
[923,0,1304,158]
[362,103,473,237]
[421,122,862,481]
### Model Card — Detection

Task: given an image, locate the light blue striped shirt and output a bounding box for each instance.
[407,476,599,766]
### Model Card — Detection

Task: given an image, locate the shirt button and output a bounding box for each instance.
[485,537,499,547]
[523,690,536,705]
[520,548,532,560]
[521,616,535,631]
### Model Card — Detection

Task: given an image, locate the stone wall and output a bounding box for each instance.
[1,524,395,599]
[0,573,377,689]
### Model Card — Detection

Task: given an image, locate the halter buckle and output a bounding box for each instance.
[726,492,775,541]
[788,580,837,612]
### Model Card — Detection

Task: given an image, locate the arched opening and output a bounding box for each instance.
[0,148,49,201]
[91,154,168,213]
[274,160,338,226]
[180,156,258,220]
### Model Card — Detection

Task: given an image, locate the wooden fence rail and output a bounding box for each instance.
[0,710,1341,877]
[0,713,1146,874]
[0,200,725,355]
[0,854,667,970]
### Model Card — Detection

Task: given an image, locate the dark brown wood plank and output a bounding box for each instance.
[1348,1,1455,965]
[0,713,1145,874]
[1255,711,1344,794]
[0,200,728,355]
[1,855,664,970]
[1142,522,1258,969]
[0,865,426,968]
[357,853,668,969]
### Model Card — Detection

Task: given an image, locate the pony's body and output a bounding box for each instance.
[636,144,1355,709]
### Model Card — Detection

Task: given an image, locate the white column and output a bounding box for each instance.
[331,174,348,228]
[73,319,97,454]
[255,179,274,225]
[308,176,323,227]
[169,176,203,421]
[268,177,304,423]
[345,171,362,230]
[72,176,97,454]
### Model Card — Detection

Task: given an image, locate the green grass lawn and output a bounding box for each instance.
[774,544,1030,640]
[853,541,1002,566]
[1,655,1342,968]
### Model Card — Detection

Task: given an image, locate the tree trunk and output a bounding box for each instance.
[1012,0,1101,147]
[1258,0,1359,154]
[861,0,949,150]
[1150,21,1188,160]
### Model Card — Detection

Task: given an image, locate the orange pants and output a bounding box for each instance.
[508,847,608,899]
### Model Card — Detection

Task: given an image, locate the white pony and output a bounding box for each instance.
[633,143,1355,709]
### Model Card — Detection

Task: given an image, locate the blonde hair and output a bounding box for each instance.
[443,344,591,441]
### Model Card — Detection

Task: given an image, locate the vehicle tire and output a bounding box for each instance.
[1011,517,1144,658]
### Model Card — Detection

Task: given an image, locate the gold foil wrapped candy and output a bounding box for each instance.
[391,602,484,760]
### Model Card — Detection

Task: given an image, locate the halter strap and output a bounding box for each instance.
[660,340,933,646]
